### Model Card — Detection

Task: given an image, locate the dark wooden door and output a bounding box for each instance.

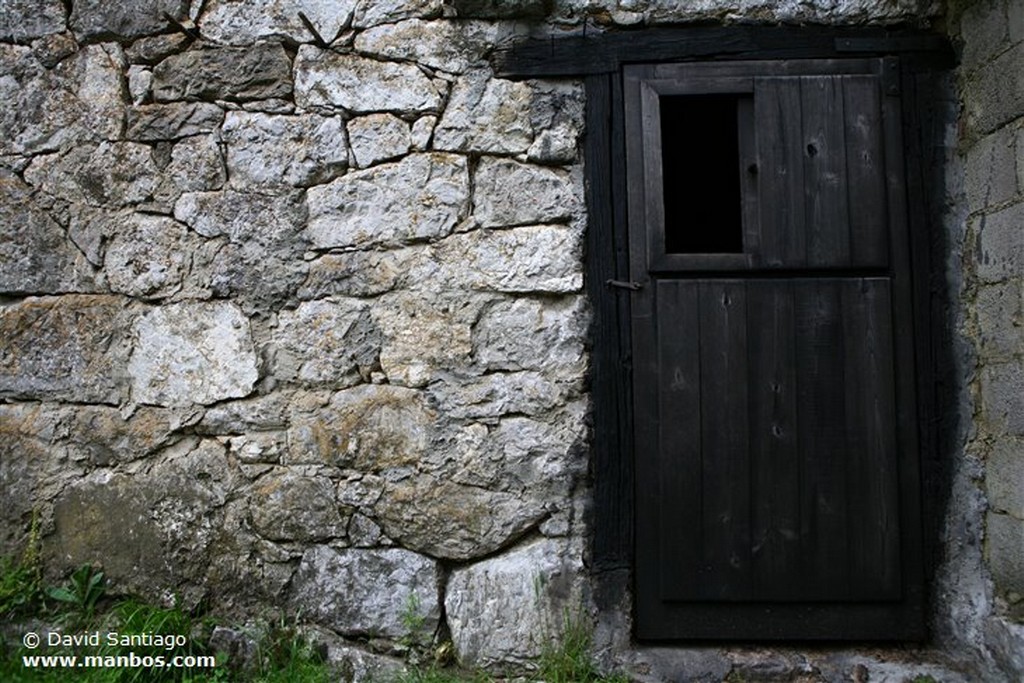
[625,59,925,639]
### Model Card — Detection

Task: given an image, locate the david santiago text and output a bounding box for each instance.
[46,631,189,650]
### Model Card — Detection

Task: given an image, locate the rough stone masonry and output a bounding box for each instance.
[1,0,1022,679]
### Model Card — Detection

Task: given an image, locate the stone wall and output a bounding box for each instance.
[951,0,1024,677]
[0,0,591,670]
[4,0,1016,678]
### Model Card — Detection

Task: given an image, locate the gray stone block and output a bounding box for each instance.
[0,295,131,404]
[127,102,225,141]
[445,537,588,668]
[199,0,357,46]
[474,157,580,228]
[128,301,259,407]
[963,41,1024,137]
[988,438,1024,518]
[70,0,188,41]
[980,361,1024,435]
[0,170,95,294]
[987,511,1024,596]
[306,153,469,250]
[975,201,1024,283]
[975,280,1024,361]
[222,111,348,188]
[0,0,65,42]
[294,47,442,113]
[0,44,124,155]
[289,546,439,638]
[960,0,1010,71]
[351,0,441,28]
[153,43,293,102]
[965,125,1019,213]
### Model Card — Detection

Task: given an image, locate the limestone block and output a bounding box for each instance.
[62,405,190,466]
[0,405,67,552]
[70,0,188,41]
[317,633,407,683]
[127,102,225,141]
[0,44,124,155]
[527,81,584,164]
[0,295,130,404]
[250,471,347,542]
[30,32,78,68]
[372,292,478,387]
[154,134,227,203]
[0,0,66,42]
[976,202,1024,283]
[374,476,548,560]
[450,403,588,495]
[354,19,506,74]
[987,512,1024,596]
[473,158,579,227]
[222,111,348,188]
[48,441,235,604]
[445,537,589,667]
[290,546,440,637]
[429,371,575,419]
[294,47,443,113]
[307,153,469,249]
[153,43,293,102]
[988,438,1024,519]
[199,0,357,46]
[963,41,1024,137]
[0,170,94,294]
[352,0,442,27]
[104,213,193,298]
[980,362,1024,436]
[965,126,1018,213]
[436,225,583,293]
[126,33,191,64]
[474,296,588,377]
[984,617,1024,679]
[128,66,153,104]
[411,115,436,151]
[129,301,259,407]
[434,70,533,154]
[272,299,379,386]
[287,385,434,471]
[976,281,1023,361]
[24,142,160,207]
[347,113,411,168]
[174,190,309,310]
[300,246,434,299]
[225,432,288,464]
[960,0,1011,71]
[198,393,292,434]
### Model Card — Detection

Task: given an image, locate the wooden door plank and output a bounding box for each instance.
[794,281,851,599]
[747,281,803,599]
[842,75,890,267]
[654,281,704,600]
[755,78,806,267]
[841,278,902,599]
[696,280,752,600]
[801,76,851,267]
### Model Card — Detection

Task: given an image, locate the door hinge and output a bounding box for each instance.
[882,57,900,96]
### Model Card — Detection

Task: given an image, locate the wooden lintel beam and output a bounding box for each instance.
[493,26,954,79]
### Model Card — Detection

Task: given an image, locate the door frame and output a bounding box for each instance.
[495,26,956,642]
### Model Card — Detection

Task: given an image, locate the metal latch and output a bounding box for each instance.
[606,279,643,291]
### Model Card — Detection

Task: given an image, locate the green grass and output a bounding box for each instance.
[0,555,332,683]
[2,553,629,683]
